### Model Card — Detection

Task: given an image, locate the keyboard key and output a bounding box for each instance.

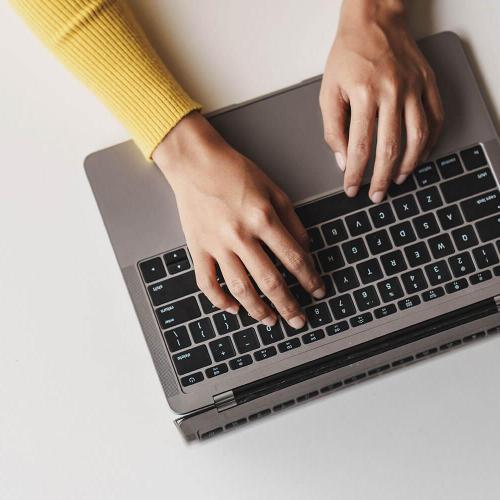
[445,279,469,294]
[417,186,443,211]
[332,267,360,292]
[254,346,277,361]
[346,211,372,236]
[398,295,421,310]
[388,176,417,197]
[350,312,373,328]
[148,270,197,306]
[374,304,397,319]
[437,205,463,230]
[393,194,419,220]
[422,287,445,302]
[198,293,218,314]
[189,318,216,343]
[494,265,500,277]
[369,203,396,228]
[472,243,499,268]
[428,234,455,259]
[390,221,416,246]
[377,277,404,302]
[229,355,253,370]
[172,345,212,375]
[233,328,260,354]
[140,257,166,283]
[209,337,236,362]
[380,250,407,275]
[437,153,463,178]
[413,213,440,239]
[257,323,284,345]
[167,259,191,274]
[415,161,439,187]
[425,260,452,285]
[156,296,201,329]
[205,363,228,378]
[277,265,298,286]
[470,270,493,285]
[181,372,204,387]
[318,246,345,272]
[356,258,383,284]
[306,302,333,328]
[451,225,478,250]
[366,229,393,254]
[404,242,431,267]
[302,329,326,344]
[321,219,348,245]
[329,294,356,319]
[164,326,191,352]
[238,306,258,327]
[460,144,487,170]
[401,269,428,294]
[461,190,500,222]
[164,248,188,265]
[278,338,301,353]
[476,214,500,242]
[354,286,380,311]
[342,238,369,263]
[326,321,349,336]
[213,311,240,335]
[289,284,312,307]
[448,252,476,277]
[441,168,496,203]
[307,227,325,251]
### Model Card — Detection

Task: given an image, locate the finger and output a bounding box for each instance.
[422,70,445,158]
[394,94,429,185]
[344,93,377,197]
[192,251,239,314]
[319,85,349,171]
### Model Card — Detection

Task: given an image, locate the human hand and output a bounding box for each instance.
[319,0,444,203]
[153,112,326,329]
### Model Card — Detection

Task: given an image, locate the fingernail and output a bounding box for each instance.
[288,315,306,330]
[261,314,277,327]
[226,305,239,315]
[312,286,326,299]
[394,174,407,185]
[335,152,345,171]
[370,191,384,204]
[346,186,358,197]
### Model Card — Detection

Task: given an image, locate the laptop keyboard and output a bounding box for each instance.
[138,144,500,388]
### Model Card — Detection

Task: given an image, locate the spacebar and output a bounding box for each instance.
[295,185,372,228]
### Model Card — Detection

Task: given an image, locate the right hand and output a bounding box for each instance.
[153,112,326,330]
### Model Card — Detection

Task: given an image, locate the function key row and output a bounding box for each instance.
[139,248,190,283]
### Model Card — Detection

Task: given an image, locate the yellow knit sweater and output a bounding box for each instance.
[11,0,202,158]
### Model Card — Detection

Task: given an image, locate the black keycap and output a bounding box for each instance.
[417,186,443,211]
[229,355,253,370]
[181,372,204,387]
[167,259,191,274]
[461,190,500,222]
[422,287,445,302]
[415,161,440,187]
[393,194,419,220]
[425,260,452,285]
[148,270,197,306]
[289,284,312,307]
[445,279,469,294]
[473,243,499,269]
[302,329,325,344]
[388,176,417,197]
[318,246,345,272]
[437,205,463,230]
[164,326,191,352]
[342,238,369,264]
[172,344,212,375]
[209,337,236,362]
[140,257,166,283]
[470,270,493,285]
[377,277,404,302]
[413,213,440,239]
[213,311,240,335]
[374,304,397,319]
[346,211,372,236]
[401,269,428,294]
[451,225,478,250]
[366,229,393,254]
[321,219,348,245]
[322,275,336,298]
[437,153,463,178]
[233,328,260,354]
[390,221,416,246]
[369,203,396,228]
[441,168,496,203]
[326,321,349,336]
[276,265,298,286]
[428,234,455,259]
[254,346,277,361]
[307,227,325,251]
[283,320,308,337]
[156,296,201,329]
[189,318,216,343]
[238,307,258,327]
[494,265,500,277]
[332,267,360,292]
[306,302,333,328]
[257,323,284,345]
[448,252,476,277]
[460,144,487,170]
[404,242,431,267]
[398,295,421,310]
[198,293,218,314]
[353,286,380,311]
[164,248,188,265]
[380,250,407,275]
[278,338,301,353]
[350,313,373,328]
[329,294,356,319]
[356,258,383,284]
[476,214,500,242]
[206,363,228,378]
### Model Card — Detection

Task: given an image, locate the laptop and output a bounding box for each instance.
[84,31,500,441]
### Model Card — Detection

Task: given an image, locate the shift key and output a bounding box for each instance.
[441,168,496,203]
[156,296,201,329]
[173,345,211,376]
[476,214,500,242]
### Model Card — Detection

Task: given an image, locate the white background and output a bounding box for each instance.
[1,1,500,499]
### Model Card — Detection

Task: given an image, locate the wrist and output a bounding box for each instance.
[339,0,406,32]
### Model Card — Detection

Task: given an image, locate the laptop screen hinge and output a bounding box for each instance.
[214,390,236,412]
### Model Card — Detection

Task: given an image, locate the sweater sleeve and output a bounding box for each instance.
[10,0,202,158]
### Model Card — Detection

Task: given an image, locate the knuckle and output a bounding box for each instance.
[352,138,371,159]
[228,278,249,299]
[273,189,291,209]
[411,126,429,146]
[380,138,400,163]
[247,204,274,229]
[352,82,375,103]
[260,273,284,295]
[284,249,307,273]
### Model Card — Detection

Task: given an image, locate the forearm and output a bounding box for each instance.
[340,0,406,30]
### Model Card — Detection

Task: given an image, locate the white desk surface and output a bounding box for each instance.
[1,1,500,499]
